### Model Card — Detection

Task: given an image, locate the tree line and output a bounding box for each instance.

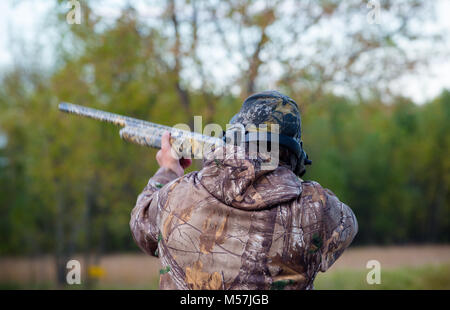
[0,0,448,285]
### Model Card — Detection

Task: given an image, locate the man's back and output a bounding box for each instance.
[130,145,358,290]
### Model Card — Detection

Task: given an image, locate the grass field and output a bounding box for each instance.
[1,245,449,290]
[314,264,450,290]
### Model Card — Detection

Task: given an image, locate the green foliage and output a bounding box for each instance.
[303,92,450,244]
[159,266,171,275]
[270,279,295,290]
[309,233,323,253]
[0,2,448,259]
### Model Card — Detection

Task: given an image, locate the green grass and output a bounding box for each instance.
[1,264,449,290]
[67,264,450,290]
[94,278,160,290]
[0,281,55,290]
[314,264,450,290]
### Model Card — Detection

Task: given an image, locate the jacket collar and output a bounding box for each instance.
[197,145,302,210]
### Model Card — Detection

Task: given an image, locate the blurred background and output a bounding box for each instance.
[0,0,449,289]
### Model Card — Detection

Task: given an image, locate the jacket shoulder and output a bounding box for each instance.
[299,180,356,231]
[300,180,338,199]
[296,180,358,270]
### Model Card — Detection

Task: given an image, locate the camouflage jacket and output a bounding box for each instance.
[130,146,358,290]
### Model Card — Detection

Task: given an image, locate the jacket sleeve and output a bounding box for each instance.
[320,189,358,272]
[130,167,179,256]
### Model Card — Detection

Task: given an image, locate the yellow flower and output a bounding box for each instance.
[88,265,106,279]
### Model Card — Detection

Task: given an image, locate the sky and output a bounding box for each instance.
[0,0,449,104]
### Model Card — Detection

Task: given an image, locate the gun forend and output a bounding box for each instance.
[119,125,224,159]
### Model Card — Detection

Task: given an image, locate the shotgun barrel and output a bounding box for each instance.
[58,102,224,158]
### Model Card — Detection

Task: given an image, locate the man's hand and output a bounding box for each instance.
[156,131,192,177]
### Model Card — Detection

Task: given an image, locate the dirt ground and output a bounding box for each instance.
[1,245,449,287]
[328,245,450,270]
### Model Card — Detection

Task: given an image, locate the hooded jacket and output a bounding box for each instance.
[130,145,358,290]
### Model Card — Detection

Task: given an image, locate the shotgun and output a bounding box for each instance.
[58,102,224,158]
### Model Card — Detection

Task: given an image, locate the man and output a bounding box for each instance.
[130,90,358,290]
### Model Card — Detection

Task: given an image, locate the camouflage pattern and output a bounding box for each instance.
[59,102,224,157]
[130,145,358,290]
[230,90,302,142]
[228,91,311,176]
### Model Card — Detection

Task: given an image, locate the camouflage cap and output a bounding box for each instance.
[230,90,301,140]
[229,90,311,176]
